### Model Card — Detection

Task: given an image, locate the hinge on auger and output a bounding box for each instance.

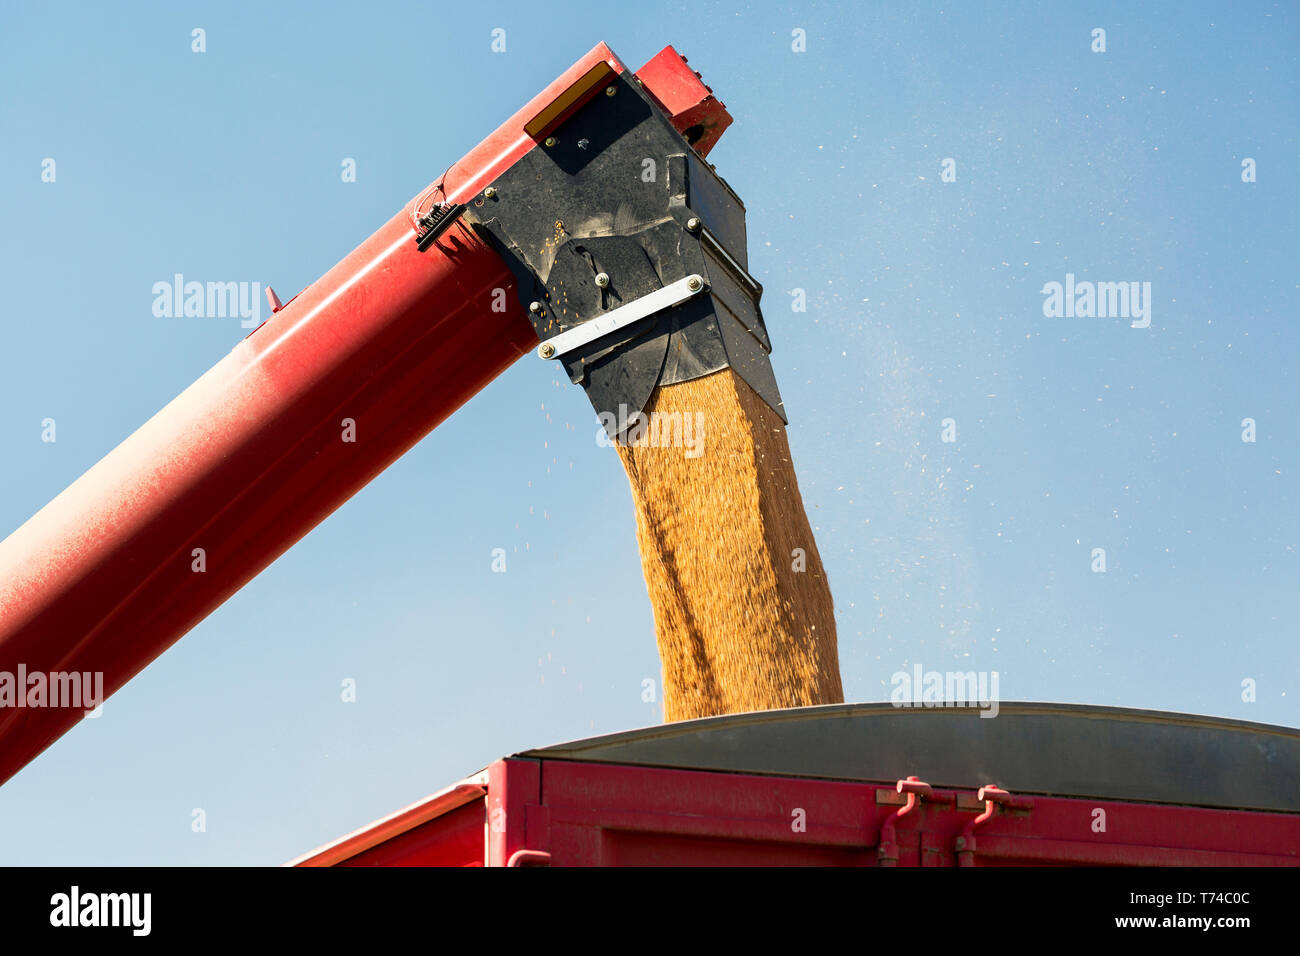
[416,202,465,250]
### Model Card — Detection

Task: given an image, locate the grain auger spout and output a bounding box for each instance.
[457,45,786,438]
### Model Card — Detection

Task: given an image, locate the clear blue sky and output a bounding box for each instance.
[1,1,1296,864]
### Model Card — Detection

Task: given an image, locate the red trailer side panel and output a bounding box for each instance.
[292,705,1300,867]
[295,757,1300,867]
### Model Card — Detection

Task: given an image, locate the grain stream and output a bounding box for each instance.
[616,368,844,721]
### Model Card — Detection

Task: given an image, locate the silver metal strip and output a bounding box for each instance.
[538,274,706,360]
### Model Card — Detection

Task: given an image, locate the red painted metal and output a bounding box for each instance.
[286,780,487,867]
[957,785,1035,866]
[506,850,552,867]
[0,42,709,788]
[634,45,734,157]
[879,776,941,867]
[294,758,1300,867]
[485,757,541,867]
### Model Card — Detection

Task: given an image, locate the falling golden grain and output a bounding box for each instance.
[616,369,844,722]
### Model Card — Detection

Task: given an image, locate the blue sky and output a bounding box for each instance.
[0,0,1296,864]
